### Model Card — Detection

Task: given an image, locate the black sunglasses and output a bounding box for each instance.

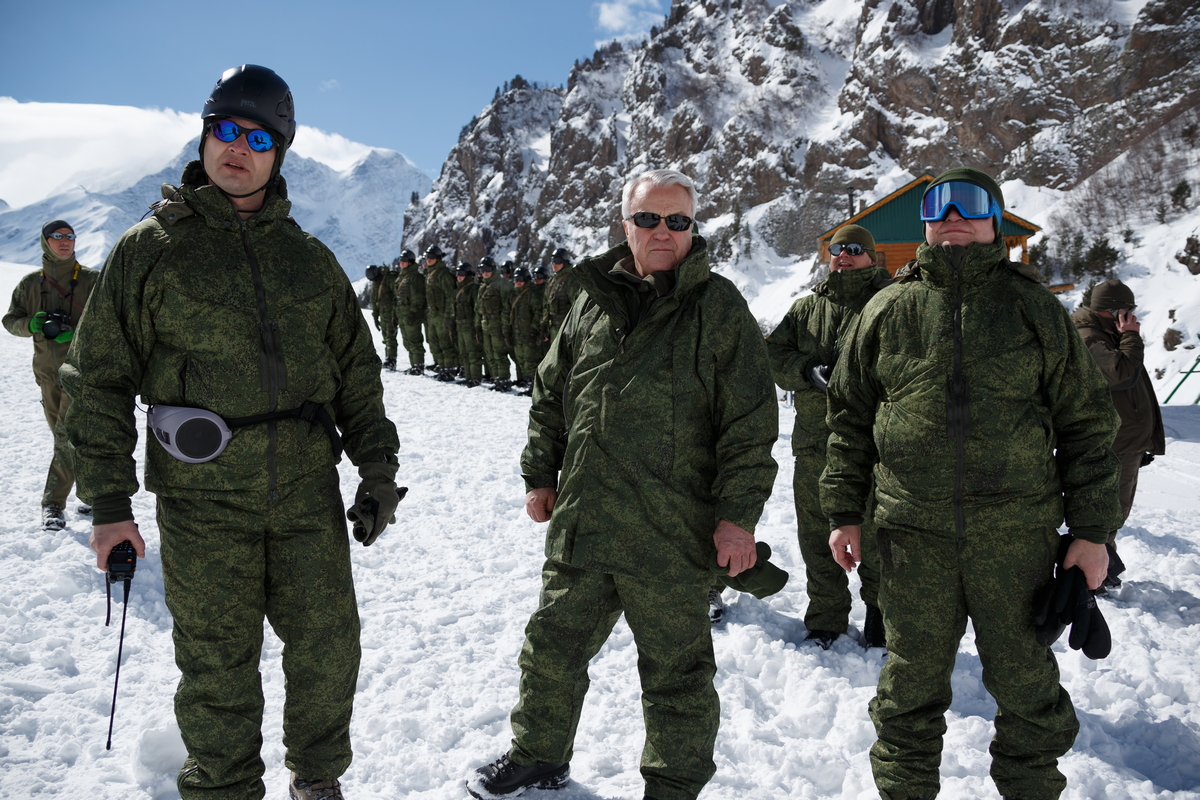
[829,243,868,256]
[625,212,693,232]
[209,119,278,152]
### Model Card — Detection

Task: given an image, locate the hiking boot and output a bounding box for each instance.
[708,588,727,624]
[77,503,93,516]
[465,380,481,388]
[42,505,66,530]
[804,629,838,650]
[382,357,396,372]
[436,369,457,382]
[863,604,886,649]
[289,772,343,800]
[407,364,425,375]
[491,378,513,392]
[466,754,568,798]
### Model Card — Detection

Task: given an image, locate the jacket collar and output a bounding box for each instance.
[575,235,711,319]
[154,160,292,230]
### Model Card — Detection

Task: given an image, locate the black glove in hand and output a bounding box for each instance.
[1057,567,1112,659]
[347,460,405,546]
[808,363,831,393]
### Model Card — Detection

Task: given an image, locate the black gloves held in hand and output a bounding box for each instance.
[1033,534,1112,659]
[347,460,407,546]
[808,363,831,393]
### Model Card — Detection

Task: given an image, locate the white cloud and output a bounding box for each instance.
[291,125,383,172]
[594,0,666,38]
[319,79,341,92]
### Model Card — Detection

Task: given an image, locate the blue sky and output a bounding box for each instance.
[0,0,669,174]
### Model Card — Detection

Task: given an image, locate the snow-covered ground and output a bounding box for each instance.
[1,258,1198,799]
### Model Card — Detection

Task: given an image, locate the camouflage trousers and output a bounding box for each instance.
[397,313,425,369]
[1112,450,1144,547]
[425,313,458,369]
[456,324,483,381]
[480,320,511,381]
[376,305,397,360]
[160,467,361,800]
[793,449,879,633]
[37,375,74,507]
[509,560,718,800]
[869,525,1076,800]
[512,335,545,382]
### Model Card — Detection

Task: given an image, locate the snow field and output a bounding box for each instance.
[1,259,1199,799]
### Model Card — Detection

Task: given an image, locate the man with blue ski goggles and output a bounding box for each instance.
[919,174,1004,234]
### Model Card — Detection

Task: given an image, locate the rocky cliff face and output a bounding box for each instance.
[405,0,1199,272]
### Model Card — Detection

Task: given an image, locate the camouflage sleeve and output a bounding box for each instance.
[60,230,155,518]
[765,299,816,392]
[820,310,881,527]
[520,301,583,489]
[1038,302,1122,542]
[321,253,399,465]
[705,283,779,534]
[2,273,36,337]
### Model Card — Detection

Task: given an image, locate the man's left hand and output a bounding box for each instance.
[1063,538,1110,590]
[714,520,756,577]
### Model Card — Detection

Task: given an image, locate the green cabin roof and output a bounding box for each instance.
[819,175,1041,243]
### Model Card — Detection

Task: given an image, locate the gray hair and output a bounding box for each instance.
[621,169,699,218]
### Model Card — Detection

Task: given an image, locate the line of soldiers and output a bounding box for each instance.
[367,245,580,393]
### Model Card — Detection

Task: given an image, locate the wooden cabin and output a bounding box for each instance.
[817,174,1042,276]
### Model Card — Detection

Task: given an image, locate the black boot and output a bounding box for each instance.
[491,378,512,392]
[804,629,838,650]
[466,754,568,798]
[863,604,886,649]
[382,357,396,372]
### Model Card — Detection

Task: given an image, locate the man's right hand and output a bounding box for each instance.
[525,488,557,523]
[1115,309,1140,333]
[829,525,861,572]
[90,520,146,571]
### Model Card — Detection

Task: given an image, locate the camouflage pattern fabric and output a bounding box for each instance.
[540,265,580,341]
[395,263,426,367]
[819,240,1121,799]
[520,236,778,583]
[163,467,360,800]
[509,559,718,800]
[870,524,1077,800]
[476,273,512,381]
[452,276,483,381]
[423,260,458,368]
[3,234,100,506]
[371,267,398,360]
[766,266,891,632]
[509,283,544,380]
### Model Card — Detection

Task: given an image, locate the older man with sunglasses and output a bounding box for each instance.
[821,167,1121,800]
[4,220,100,530]
[61,65,399,800]
[766,223,893,651]
[468,169,778,800]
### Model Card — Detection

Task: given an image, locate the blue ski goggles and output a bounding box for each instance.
[208,119,278,152]
[920,181,1000,222]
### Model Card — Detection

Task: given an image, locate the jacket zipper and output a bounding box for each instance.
[948,262,968,547]
[240,220,281,502]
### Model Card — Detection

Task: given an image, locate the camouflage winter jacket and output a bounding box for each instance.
[767,266,893,455]
[510,283,544,346]
[395,263,426,325]
[371,267,396,320]
[476,274,511,328]
[451,277,479,332]
[1071,306,1165,456]
[820,240,1121,544]
[424,260,455,320]
[520,236,779,582]
[3,233,100,386]
[60,160,398,522]
[541,265,580,339]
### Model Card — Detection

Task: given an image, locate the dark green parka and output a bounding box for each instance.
[424,260,456,323]
[1071,306,1165,457]
[60,161,398,520]
[820,241,1122,545]
[395,262,426,326]
[541,265,580,339]
[767,266,893,454]
[520,236,778,582]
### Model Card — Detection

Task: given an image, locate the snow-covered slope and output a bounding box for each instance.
[1,257,1197,799]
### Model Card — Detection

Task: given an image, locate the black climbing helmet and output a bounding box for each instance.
[202,65,296,146]
[424,245,445,260]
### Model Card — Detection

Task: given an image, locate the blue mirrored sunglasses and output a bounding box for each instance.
[209,119,278,152]
[47,232,76,241]
[920,181,999,221]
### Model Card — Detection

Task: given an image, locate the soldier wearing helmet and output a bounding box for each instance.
[395,249,427,374]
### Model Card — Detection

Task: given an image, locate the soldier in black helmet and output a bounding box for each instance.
[541,247,580,343]
[370,262,398,370]
[452,262,484,387]
[476,257,513,391]
[62,65,400,800]
[509,266,543,392]
[423,245,458,378]
[395,249,427,374]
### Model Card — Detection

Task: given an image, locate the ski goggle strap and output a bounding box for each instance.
[920,181,1000,221]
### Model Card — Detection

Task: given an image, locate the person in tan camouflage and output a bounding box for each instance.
[766,223,892,650]
[3,220,100,530]
[822,167,1121,800]
[467,169,777,800]
[394,249,427,374]
[61,65,400,800]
